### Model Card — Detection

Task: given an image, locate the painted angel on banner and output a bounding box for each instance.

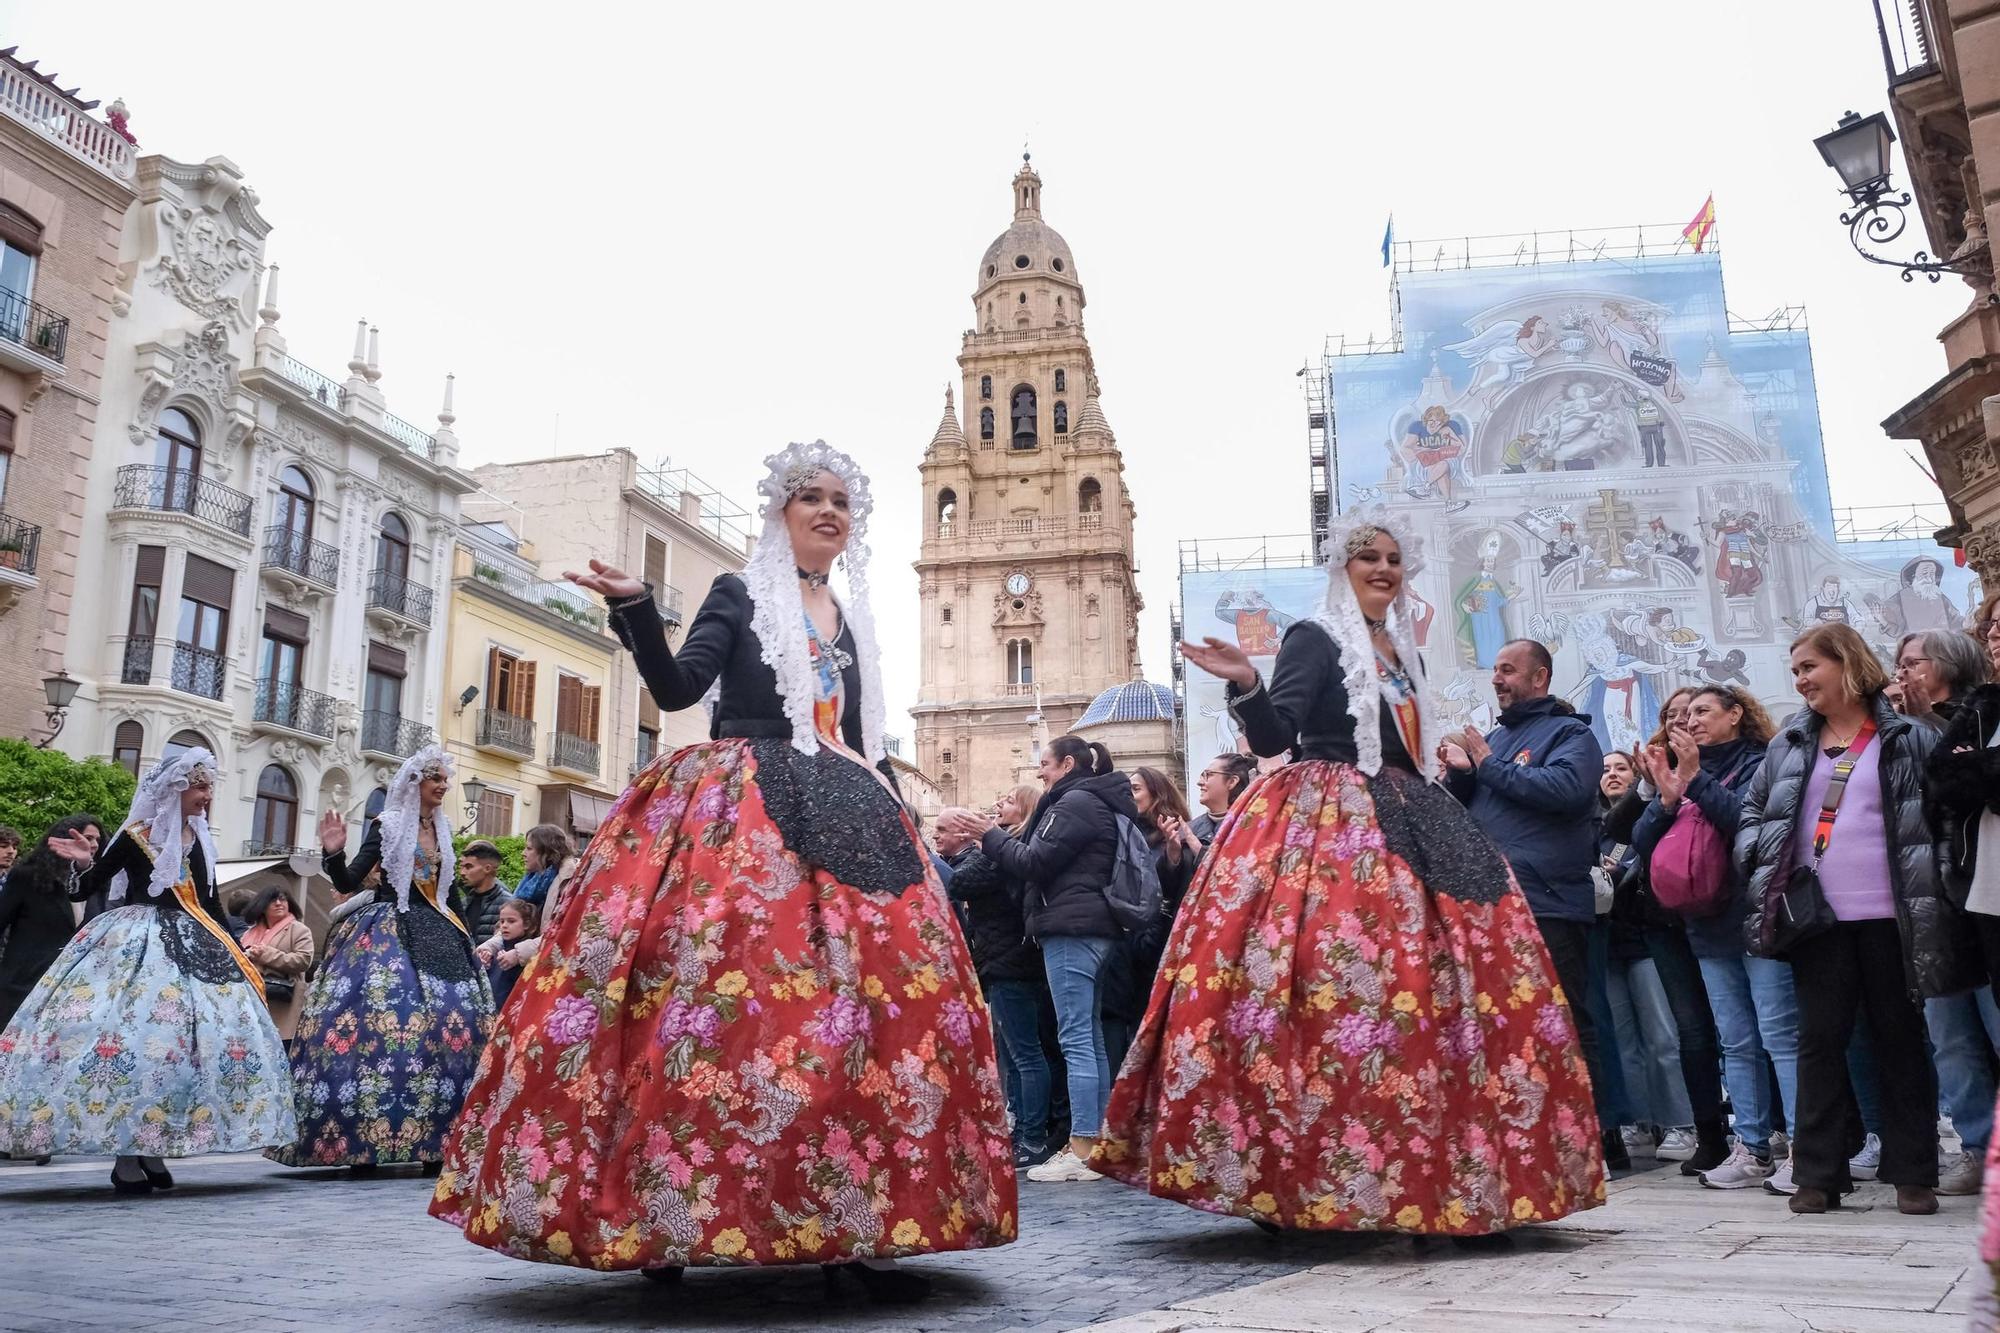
[1445,316,1558,400]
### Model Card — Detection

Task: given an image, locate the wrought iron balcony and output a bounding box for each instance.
[367,568,433,626]
[170,642,226,701]
[656,584,684,629]
[254,677,337,740]
[631,733,659,777]
[360,709,432,759]
[242,839,315,858]
[113,464,253,538]
[0,285,67,366]
[0,511,40,576]
[273,354,346,409]
[550,730,600,776]
[476,708,536,758]
[383,412,437,460]
[262,525,340,589]
[119,636,155,686]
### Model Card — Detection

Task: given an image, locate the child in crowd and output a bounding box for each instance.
[474,895,539,1008]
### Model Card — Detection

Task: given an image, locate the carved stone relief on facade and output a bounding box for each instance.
[274,414,339,466]
[150,205,255,323]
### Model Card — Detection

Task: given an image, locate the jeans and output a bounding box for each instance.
[1043,935,1116,1139]
[1696,951,1800,1156]
[1926,991,2000,1154]
[1586,922,1633,1127]
[1791,920,1939,1191]
[1538,918,1609,1131]
[985,978,1053,1151]
[1640,926,1725,1124]
[1608,957,1693,1128]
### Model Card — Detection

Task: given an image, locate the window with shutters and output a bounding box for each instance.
[643,533,668,590]
[476,787,514,838]
[162,729,211,763]
[123,546,165,685]
[365,641,406,727]
[0,203,41,307]
[112,720,143,776]
[636,724,659,770]
[174,555,233,699]
[488,649,536,718]
[556,672,581,736]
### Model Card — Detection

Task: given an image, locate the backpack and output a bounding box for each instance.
[1104,812,1164,936]
[1647,759,1750,918]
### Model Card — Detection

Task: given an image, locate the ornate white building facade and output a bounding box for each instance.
[59,153,473,862]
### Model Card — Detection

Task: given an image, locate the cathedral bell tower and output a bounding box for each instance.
[913,157,1145,807]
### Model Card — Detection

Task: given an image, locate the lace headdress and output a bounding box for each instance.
[739,440,887,763]
[1310,507,1442,780]
[110,747,221,904]
[376,744,457,913]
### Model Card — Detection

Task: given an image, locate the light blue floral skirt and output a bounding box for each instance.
[0,905,298,1157]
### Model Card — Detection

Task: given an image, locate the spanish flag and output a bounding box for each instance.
[1681,193,1717,252]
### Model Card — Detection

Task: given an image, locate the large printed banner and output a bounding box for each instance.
[1320,252,1981,757]
[1178,566,1335,796]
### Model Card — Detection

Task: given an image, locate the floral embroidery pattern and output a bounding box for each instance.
[430,739,1016,1268]
[1092,761,1604,1234]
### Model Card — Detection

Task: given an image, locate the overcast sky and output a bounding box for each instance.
[7,1,1966,737]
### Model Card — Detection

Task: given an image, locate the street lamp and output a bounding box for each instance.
[1816,109,1991,284]
[459,775,488,834]
[35,670,80,748]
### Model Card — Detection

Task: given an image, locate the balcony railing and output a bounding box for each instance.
[931,514,1118,547]
[119,636,155,686]
[262,525,340,588]
[1875,0,1938,81]
[465,559,604,632]
[360,709,432,759]
[254,677,337,740]
[273,355,346,409]
[0,511,41,576]
[656,584,684,628]
[476,708,536,758]
[0,285,68,365]
[113,464,253,537]
[550,731,600,776]
[383,412,437,460]
[367,568,433,626]
[0,61,136,181]
[631,733,659,777]
[170,642,226,701]
[242,839,314,858]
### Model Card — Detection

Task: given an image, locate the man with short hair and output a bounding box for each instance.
[1441,638,1620,1167]
[450,840,512,941]
[0,827,18,894]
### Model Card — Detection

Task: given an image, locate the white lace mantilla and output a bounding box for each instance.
[1313,507,1441,781]
[109,747,221,904]
[377,745,457,913]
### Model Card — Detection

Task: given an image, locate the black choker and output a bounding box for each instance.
[1365,615,1387,633]
[797,567,829,590]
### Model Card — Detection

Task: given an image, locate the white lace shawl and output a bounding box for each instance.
[109,748,221,904]
[1311,509,1442,781]
[740,440,888,763]
[376,744,457,913]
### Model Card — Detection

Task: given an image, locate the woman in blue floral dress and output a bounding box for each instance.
[0,748,296,1192]
[269,745,493,1171]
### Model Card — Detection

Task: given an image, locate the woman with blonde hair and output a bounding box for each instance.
[1737,623,1976,1215]
[999,784,1040,836]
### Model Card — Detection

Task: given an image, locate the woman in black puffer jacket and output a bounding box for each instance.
[944,735,1133,1182]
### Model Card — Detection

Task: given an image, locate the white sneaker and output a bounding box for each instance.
[1656,1127,1699,1161]
[1761,1154,1797,1196]
[1849,1132,1882,1182]
[1699,1142,1774,1190]
[1939,1149,1986,1196]
[1026,1149,1102,1183]
[1620,1124,1650,1150]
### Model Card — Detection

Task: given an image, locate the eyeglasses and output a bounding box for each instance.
[1896,657,1931,672]
[1198,769,1224,780]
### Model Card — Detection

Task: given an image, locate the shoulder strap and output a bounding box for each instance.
[1810,719,1878,865]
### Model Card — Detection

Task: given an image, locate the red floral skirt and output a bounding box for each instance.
[1090,760,1604,1234]
[428,740,1017,1268]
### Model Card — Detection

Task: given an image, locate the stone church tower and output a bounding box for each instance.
[912,157,1164,808]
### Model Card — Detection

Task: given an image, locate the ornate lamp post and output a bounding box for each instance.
[459,775,488,836]
[35,670,80,748]
[1816,110,1991,283]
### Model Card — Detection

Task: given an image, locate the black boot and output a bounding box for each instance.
[824,1263,931,1304]
[1601,1129,1631,1173]
[1681,1120,1730,1177]
[640,1266,684,1285]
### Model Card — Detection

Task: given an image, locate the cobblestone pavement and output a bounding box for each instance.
[0,1151,1414,1333]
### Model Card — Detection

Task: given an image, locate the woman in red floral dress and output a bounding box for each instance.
[1090,508,1603,1235]
[429,442,1015,1301]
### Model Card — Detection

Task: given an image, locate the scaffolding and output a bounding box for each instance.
[1305,369,1334,563]
[633,460,755,550]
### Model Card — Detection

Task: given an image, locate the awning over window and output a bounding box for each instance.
[569,791,615,834]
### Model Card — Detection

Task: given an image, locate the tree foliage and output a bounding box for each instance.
[0,739,137,846]
[452,833,526,889]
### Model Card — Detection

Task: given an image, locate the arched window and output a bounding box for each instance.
[1053,401,1069,434]
[937,487,957,536]
[365,785,389,820]
[375,512,410,580]
[1054,369,1067,393]
[112,720,143,777]
[155,407,201,513]
[979,375,992,401]
[275,465,314,543]
[162,728,211,763]
[251,764,299,850]
[1007,638,1033,685]
[978,407,994,442]
[1079,478,1102,513]
[1009,385,1038,450]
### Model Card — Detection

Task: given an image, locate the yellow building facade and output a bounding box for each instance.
[440,521,621,844]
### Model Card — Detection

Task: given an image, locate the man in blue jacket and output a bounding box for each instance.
[1442,638,1619,1166]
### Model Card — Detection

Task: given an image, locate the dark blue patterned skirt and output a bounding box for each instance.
[266,900,493,1166]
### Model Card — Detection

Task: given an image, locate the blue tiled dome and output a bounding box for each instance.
[1074,680,1175,728]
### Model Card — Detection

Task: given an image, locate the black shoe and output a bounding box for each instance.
[1683,1120,1730,1176]
[110,1169,153,1195]
[348,1164,378,1177]
[825,1263,931,1304]
[1601,1132,1631,1173]
[32,1155,50,1166]
[1249,1216,1285,1236]
[640,1266,684,1285]
[1013,1141,1053,1169]
[1451,1232,1514,1251]
[141,1163,174,1190]
[422,1160,443,1178]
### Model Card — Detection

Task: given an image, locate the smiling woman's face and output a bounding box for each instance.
[786,470,851,571]
[1345,531,1403,620]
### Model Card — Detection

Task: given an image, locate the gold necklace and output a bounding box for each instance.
[1822,718,1863,751]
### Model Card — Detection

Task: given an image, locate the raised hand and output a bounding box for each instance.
[318,808,347,855]
[1438,739,1473,772]
[1179,637,1258,687]
[565,559,647,601]
[46,830,98,866]
[1459,726,1492,765]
